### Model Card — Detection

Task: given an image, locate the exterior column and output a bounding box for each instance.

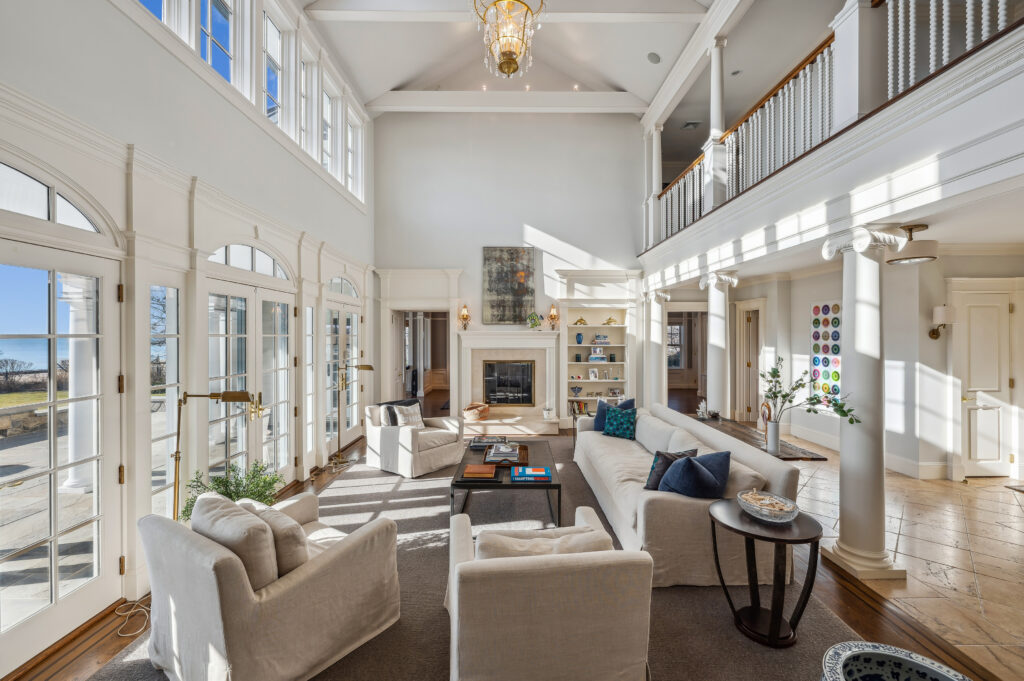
[699,270,737,416]
[831,0,888,131]
[702,37,728,211]
[61,276,97,490]
[415,312,425,398]
[820,228,906,580]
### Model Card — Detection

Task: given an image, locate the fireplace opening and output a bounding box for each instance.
[483,360,535,406]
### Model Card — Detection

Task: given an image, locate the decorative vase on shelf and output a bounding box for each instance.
[766,421,780,455]
[610,353,616,362]
[570,386,582,397]
[575,353,582,362]
[575,332,584,345]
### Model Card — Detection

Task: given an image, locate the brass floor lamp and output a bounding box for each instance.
[172,390,259,520]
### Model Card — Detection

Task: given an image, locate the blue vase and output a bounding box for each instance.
[575,332,584,345]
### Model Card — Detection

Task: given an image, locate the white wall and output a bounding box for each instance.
[373,112,644,322]
[789,269,843,446]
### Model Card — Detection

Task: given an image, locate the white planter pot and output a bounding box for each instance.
[766,421,780,455]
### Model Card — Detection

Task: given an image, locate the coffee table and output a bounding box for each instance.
[450,440,562,526]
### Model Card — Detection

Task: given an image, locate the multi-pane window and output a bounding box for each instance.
[324,309,340,447]
[667,323,682,368]
[209,244,288,280]
[208,294,247,476]
[345,111,362,198]
[344,312,359,429]
[304,307,314,459]
[139,0,163,20]
[0,162,98,232]
[0,266,102,629]
[321,91,334,172]
[260,302,290,470]
[299,61,308,150]
[150,286,180,518]
[263,14,282,125]
[200,0,232,83]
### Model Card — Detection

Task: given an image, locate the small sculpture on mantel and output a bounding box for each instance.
[572,317,588,326]
[602,316,619,325]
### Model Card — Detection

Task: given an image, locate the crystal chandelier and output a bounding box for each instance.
[472,0,544,78]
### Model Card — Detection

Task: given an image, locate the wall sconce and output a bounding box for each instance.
[929,305,955,339]
[458,304,471,330]
[548,303,559,330]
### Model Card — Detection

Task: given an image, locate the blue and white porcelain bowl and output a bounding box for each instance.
[822,642,973,681]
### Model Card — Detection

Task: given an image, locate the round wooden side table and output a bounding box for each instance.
[708,498,823,648]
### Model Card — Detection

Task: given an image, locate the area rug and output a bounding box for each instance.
[1007,485,1024,494]
[93,437,857,681]
[687,416,828,461]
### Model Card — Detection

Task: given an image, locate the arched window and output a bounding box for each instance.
[0,162,99,233]
[209,244,289,280]
[327,276,357,297]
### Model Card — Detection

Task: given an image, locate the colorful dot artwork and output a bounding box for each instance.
[810,302,841,399]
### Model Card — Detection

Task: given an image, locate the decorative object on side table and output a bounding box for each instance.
[760,357,860,455]
[821,642,972,681]
[737,490,799,524]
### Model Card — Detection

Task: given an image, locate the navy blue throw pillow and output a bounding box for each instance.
[594,398,634,430]
[658,451,731,498]
[644,450,697,490]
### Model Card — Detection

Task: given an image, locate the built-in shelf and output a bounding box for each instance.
[571,343,625,347]
[569,361,625,365]
[564,304,630,416]
[567,379,627,383]
[569,324,627,328]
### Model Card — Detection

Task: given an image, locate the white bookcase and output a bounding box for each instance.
[564,305,630,417]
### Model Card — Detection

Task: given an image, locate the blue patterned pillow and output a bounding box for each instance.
[594,398,634,430]
[658,451,731,498]
[602,407,637,440]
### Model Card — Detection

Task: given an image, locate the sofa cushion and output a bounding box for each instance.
[644,449,697,491]
[302,521,347,559]
[635,415,679,454]
[579,430,652,528]
[475,527,613,560]
[603,407,637,439]
[659,451,731,499]
[393,403,425,427]
[666,428,717,456]
[191,492,278,590]
[723,460,768,497]
[237,498,309,576]
[594,398,634,430]
[418,427,459,450]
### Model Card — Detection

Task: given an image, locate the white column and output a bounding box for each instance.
[61,278,97,490]
[699,271,737,416]
[644,291,667,408]
[415,312,425,398]
[702,37,728,212]
[831,0,889,132]
[820,228,906,580]
[424,314,432,372]
[648,125,664,245]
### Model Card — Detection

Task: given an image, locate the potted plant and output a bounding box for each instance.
[759,357,860,454]
[178,461,284,521]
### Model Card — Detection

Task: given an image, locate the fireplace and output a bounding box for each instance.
[482,360,535,406]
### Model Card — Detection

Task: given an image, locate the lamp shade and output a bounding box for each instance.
[932,305,955,325]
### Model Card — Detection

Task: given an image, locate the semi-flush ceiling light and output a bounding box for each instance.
[473,0,544,78]
[886,224,937,264]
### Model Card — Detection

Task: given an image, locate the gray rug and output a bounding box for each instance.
[92,437,858,681]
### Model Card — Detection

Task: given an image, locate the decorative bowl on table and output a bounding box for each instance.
[821,642,972,681]
[737,490,799,524]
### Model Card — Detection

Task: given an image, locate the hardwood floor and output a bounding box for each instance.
[666,388,701,414]
[7,433,1018,681]
[418,388,450,417]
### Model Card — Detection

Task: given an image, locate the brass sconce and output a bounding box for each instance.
[458,304,471,330]
[548,303,560,330]
[929,305,955,340]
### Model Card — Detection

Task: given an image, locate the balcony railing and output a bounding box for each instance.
[660,153,704,239]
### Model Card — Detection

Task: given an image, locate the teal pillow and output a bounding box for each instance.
[602,407,637,440]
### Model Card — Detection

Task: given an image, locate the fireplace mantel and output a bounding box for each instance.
[457,330,559,416]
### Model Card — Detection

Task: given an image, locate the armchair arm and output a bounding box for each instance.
[577,415,596,432]
[445,513,475,612]
[575,505,605,532]
[398,425,423,454]
[423,416,463,439]
[273,491,319,525]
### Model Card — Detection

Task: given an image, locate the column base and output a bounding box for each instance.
[821,539,906,581]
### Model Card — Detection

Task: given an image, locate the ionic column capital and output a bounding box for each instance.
[711,36,727,50]
[698,270,738,291]
[821,227,905,260]
[643,289,671,303]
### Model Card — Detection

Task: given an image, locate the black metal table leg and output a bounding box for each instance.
[767,542,788,645]
[557,486,562,526]
[710,521,737,617]
[745,537,760,610]
[789,541,819,632]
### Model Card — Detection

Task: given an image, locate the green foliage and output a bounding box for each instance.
[179,461,284,521]
[759,357,862,425]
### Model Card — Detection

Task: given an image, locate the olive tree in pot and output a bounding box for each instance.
[178,461,284,521]
[759,358,860,455]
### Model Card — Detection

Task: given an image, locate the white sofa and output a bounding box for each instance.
[138,492,400,681]
[364,404,464,477]
[574,403,799,588]
[446,508,653,681]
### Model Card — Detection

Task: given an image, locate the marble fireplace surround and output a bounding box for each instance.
[458,331,558,420]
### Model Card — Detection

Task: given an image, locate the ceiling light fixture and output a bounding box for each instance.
[647,52,662,64]
[681,120,701,130]
[885,224,938,265]
[473,0,544,78]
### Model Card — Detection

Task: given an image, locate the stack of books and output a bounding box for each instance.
[459,464,499,482]
[484,443,522,465]
[469,435,507,451]
[510,466,551,483]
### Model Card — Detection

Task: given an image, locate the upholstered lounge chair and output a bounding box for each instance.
[364,403,464,477]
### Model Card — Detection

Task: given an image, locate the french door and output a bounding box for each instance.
[324,306,360,456]
[207,282,296,485]
[0,241,121,677]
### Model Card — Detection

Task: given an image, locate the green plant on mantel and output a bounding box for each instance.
[179,461,284,521]
[760,357,861,425]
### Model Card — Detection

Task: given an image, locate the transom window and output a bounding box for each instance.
[139,0,163,20]
[0,162,98,233]
[209,244,289,280]
[200,0,232,83]
[322,91,334,172]
[263,14,282,125]
[299,61,309,150]
[345,110,363,198]
[326,277,357,298]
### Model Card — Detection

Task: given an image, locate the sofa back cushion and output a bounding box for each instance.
[644,449,697,490]
[475,527,614,560]
[191,492,278,590]
[237,498,309,576]
[658,451,731,499]
[392,403,425,427]
[635,414,679,454]
[723,461,768,498]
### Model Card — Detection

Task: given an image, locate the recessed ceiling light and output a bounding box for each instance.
[681,120,701,130]
[647,52,661,64]
[731,70,742,76]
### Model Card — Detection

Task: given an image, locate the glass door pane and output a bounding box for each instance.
[208,293,248,477]
[344,311,359,431]
[260,300,290,473]
[324,309,341,453]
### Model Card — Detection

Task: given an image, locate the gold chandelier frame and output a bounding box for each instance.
[472,0,545,78]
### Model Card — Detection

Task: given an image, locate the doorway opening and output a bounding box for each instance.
[396,311,449,417]
[667,311,706,415]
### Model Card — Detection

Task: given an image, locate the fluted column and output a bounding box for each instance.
[820,228,906,580]
[702,37,728,212]
[699,270,737,416]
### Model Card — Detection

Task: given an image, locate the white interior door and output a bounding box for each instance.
[739,309,760,421]
[956,292,1012,477]
[0,242,121,677]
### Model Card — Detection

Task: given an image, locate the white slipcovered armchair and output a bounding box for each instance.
[137,492,400,681]
[364,404,464,477]
[446,508,654,681]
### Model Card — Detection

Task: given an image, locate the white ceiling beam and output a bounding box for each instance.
[365,90,648,115]
[306,0,706,23]
[641,0,755,132]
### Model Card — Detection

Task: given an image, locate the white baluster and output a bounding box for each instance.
[897,0,906,94]
[826,45,833,134]
[804,68,811,152]
[982,0,991,40]
[789,82,796,162]
[908,0,917,87]
[998,0,1008,30]
[888,0,896,98]
[754,111,761,182]
[943,0,951,65]
[929,0,938,73]
[966,0,976,50]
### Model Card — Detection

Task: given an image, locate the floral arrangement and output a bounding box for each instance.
[760,357,860,424]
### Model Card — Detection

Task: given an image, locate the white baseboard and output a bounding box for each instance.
[884,453,919,478]
[790,424,839,451]
[918,461,949,480]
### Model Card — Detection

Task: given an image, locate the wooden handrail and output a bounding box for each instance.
[658,152,704,198]
[718,32,835,143]
[870,0,886,7]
